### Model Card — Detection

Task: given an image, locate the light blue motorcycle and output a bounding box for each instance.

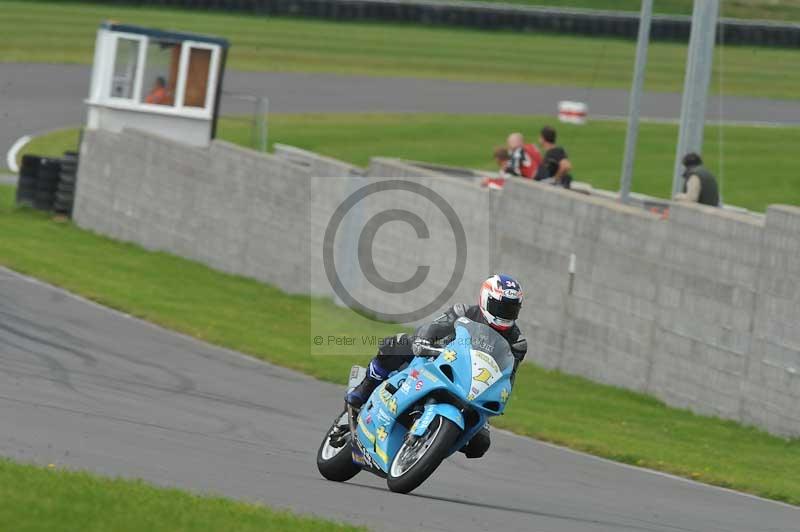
[317,318,514,493]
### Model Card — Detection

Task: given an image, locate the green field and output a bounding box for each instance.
[3,1,800,100]
[23,0,800,24]
[1,185,799,504]
[20,113,800,211]
[0,458,363,532]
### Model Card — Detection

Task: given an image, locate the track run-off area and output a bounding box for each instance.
[3,63,800,160]
[0,267,797,531]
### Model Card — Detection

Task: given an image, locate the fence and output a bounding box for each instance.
[219,91,269,152]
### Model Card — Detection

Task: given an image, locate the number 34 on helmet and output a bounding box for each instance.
[479,274,523,332]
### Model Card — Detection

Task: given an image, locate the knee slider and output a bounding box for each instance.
[463,429,491,459]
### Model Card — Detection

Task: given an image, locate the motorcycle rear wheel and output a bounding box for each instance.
[387,415,460,494]
[317,411,361,482]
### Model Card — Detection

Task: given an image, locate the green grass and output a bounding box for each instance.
[1,185,799,505]
[17,128,83,162]
[23,114,800,212]
[24,0,800,24]
[0,458,364,532]
[3,1,800,100]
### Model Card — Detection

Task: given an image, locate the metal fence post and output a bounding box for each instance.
[672,0,719,197]
[222,91,269,151]
[619,0,653,204]
[258,96,269,153]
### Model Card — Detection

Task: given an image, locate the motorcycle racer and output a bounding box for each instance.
[345,274,527,458]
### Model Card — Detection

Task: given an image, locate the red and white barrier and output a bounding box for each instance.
[558,101,588,125]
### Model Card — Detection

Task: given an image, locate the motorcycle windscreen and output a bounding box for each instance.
[455,319,514,372]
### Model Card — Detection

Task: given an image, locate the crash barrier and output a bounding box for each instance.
[81,0,800,48]
[74,128,800,438]
[15,155,40,208]
[16,152,80,216]
[55,152,79,216]
[33,158,60,211]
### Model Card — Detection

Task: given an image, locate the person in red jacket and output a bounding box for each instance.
[506,133,541,179]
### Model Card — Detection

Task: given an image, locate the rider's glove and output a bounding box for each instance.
[510,337,527,361]
[412,337,434,357]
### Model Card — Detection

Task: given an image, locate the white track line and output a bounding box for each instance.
[496,427,799,511]
[6,134,32,174]
[1,265,797,510]
[593,114,798,128]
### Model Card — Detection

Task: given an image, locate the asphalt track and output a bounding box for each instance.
[3,63,800,160]
[1,266,798,532]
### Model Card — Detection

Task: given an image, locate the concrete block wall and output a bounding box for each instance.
[344,175,493,325]
[209,141,313,294]
[649,203,762,420]
[75,130,312,295]
[495,180,577,370]
[564,194,665,393]
[497,179,666,386]
[744,205,800,436]
[495,178,800,437]
[74,129,800,437]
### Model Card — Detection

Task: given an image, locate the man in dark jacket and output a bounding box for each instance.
[537,126,573,189]
[674,152,720,207]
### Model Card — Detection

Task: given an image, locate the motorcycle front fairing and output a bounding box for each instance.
[410,319,515,453]
[352,318,514,473]
[353,356,460,475]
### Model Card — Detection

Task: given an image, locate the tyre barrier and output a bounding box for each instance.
[54,151,79,217]
[16,151,79,216]
[33,158,61,211]
[15,154,40,208]
[81,0,800,48]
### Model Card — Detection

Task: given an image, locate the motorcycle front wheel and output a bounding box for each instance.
[317,411,360,482]
[387,415,460,494]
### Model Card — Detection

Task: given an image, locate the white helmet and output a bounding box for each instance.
[479,274,523,331]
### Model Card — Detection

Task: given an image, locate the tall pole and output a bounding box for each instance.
[672,0,720,197]
[619,0,653,204]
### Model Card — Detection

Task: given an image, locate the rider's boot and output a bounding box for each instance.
[346,359,389,408]
[460,423,491,458]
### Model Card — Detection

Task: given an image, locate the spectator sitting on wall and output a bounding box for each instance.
[145,76,170,105]
[674,152,720,207]
[481,147,512,190]
[506,133,542,179]
[537,125,573,189]
[494,146,512,176]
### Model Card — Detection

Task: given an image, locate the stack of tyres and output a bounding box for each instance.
[54,151,78,216]
[34,158,61,211]
[15,155,40,207]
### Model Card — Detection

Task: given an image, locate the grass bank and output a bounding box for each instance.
[18,0,800,22]
[20,114,800,212]
[1,185,798,504]
[0,458,363,532]
[2,1,800,100]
